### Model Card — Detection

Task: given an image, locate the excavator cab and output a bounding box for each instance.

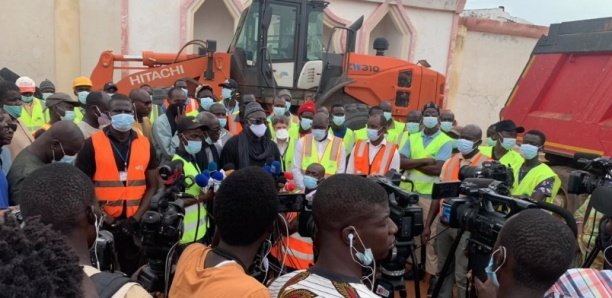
[229,0,328,101]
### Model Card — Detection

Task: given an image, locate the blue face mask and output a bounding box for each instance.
[185,139,203,155]
[218,117,227,128]
[501,137,516,150]
[61,110,76,122]
[383,111,392,121]
[367,128,381,142]
[423,116,438,129]
[42,92,53,100]
[111,113,135,132]
[200,97,214,110]
[303,175,318,190]
[487,137,496,146]
[273,106,286,116]
[406,122,420,134]
[285,100,292,111]
[4,105,22,119]
[53,143,76,164]
[181,88,189,98]
[456,139,476,155]
[332,115,345,126]
[520,143,539,160]
[205,136,214,145]
[485,247,505,288]
[440,121,453,132]
[77,91,89,104]
[21,95,33,103]
[312,129,327,141]
[222,88,232,99]
[300,118,313,130]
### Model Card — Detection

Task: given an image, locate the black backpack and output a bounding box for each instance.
[90,271,133,298]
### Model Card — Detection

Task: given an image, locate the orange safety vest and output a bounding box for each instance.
[91,130,150,218]
[441,152,490,182]
[353,140,398,176]
[270,213,314,270]
[162,98,200,117]
[227,113,243,135]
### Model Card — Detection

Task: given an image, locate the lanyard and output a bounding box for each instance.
[110,140,131,170]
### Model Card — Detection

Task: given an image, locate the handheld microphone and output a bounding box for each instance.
[195,170,211,191]
[285,182,296,192]
[284,171,294,180]
[211,171,224,192]
[270,160,282,176]
[208,161,218,173]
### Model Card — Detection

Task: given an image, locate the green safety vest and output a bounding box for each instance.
[386,120,405,145]
[20,98,47,134]
[401,132,452,196]
[511,162,561,203]
[300,135,344,176]
[268,115,299,141]
[480,146,525,178]
[74,108,84,124]
[280,137,297,172]
[329,127,356,156]
[149,105,160,124]
[389,130,414,150]
[172,154,208,244]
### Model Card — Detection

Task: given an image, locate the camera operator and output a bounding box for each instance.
[474,209,575,298]
[269,174,398,297]
[170,167,279,297]
[170,116,210,244]
[76,95,159,276]
[18,163,150,297]
[480,120,524,177]
[425,124,490,298]
[511,130,561,203]
[346,114,400,176]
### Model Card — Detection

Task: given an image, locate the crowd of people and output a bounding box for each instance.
[0,75,610,298]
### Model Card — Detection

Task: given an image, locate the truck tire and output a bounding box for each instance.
[344,103,369,130]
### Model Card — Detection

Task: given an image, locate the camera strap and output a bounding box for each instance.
[212,247,248,272]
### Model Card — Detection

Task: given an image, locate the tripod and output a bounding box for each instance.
[582,216,611,269]
[374,240,421,298]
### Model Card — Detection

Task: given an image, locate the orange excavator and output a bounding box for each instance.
[90,0,445,128]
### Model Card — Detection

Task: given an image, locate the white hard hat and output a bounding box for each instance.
[15,76,36,93]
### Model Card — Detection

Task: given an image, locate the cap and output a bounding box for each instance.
[495,120,525,133]
[176,116,206,133]
[15,76,36,93]
[103,82,118,92]
[297,100,316,116]
[422,101,440,114]
[277,89,292,100]
[219,79,238,89]
[195,84,213,96]
[45,92,78,108]
[73,76,93,88]
[244,101,265,119]
[39,79,55,91]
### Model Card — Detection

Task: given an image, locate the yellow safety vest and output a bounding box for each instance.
[268,115,299,140]
[390,131,413,150]
[386,120,405,145]
[74,108,84,124]
[402,132,452,196]
[329,127,356,156]
[511,162,561,203]
[280,137,297,172]
[20,98,47,134]
[149,105,160,124]
[480,146,525,178]
[300,135,344,176]
[172,154,208,244]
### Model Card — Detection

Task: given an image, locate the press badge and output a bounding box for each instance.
[119,171,127,182]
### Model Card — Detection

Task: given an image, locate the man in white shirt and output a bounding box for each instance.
[346,114,400,176]
[292,112,346,190]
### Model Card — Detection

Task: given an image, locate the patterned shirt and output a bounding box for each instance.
[545,268,612,297]
[268,269,379,298]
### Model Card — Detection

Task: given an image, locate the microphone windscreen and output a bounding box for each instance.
[195,171,210,187]
[285,182,296,192]
[271,161,282,175]
[284,171,294,180]
[212,171,224,181]
[208,161,218,172]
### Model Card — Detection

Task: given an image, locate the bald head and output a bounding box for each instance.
[129,88,150,103]
[313,112,329,129]
[379,102,392,112]
[85,91,110,108]
[460,124,482,141]
[40,120,84,156]
[441,110,455,122]
[407,110,422,123]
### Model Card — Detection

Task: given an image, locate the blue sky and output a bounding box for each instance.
[465,0,612,26]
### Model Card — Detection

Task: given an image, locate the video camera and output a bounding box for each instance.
[456,161,514,195]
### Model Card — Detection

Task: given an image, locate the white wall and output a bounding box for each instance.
[368,14,404,58]
[450,30,538,130]
[128,0,181,54]
[194,0,236,52]
[80,0,121,79]
[405,7,454,74]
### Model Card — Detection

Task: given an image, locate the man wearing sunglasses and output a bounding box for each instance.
[220,101,280,170]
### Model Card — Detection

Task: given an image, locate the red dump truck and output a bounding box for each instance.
[501,17,612,211]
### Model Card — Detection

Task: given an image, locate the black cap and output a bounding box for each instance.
[495,120,524,133]
[103,82,118,92]
[176,116,206,133]
[219,79,238,89]
[422,102,440,114]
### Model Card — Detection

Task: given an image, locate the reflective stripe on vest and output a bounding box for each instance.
[511,162,561,203]
[353,140,398,176]
[402,132,452,196]
[92,131,149,218]
[300,135,343,176]
[271,232,314,270]
[21,99,47,134]
[281,137,297,172]
[172,155,208,243]
[227,113,243,135]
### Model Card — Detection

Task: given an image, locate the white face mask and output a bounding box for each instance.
[250,123,267,137]
[275,128,289,140]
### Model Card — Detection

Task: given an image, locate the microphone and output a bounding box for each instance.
[208,161,218,173]
[195,170,211,192]
[284,171,294,180]
[270,160,282,176]
[285,182,296,192]
[211,171,224,192]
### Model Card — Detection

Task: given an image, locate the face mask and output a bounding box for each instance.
[303,175,318,190]
[440,121,453,132]
[77,91,89,104]
[457,139,476,155]
[204,136,214,145]
[485,247,506,288]
[181,88,188,98]
[200,97,214,110]
[500,137,516,150]
[273,106,286,116]
[519,143,539,160]
[42,92,53,100]
[423,116,438,129]
[61,110,76,122]
[21,95,33,103]
[367,128,380,142]
[4,105,22,119]
[313,129,327,141]
[218,117,227,128]
[53,142,76,164]
[383,112,392,121]
[111,113,135,132]
[95,107,111,127]
[106,92,115,97]
[300,118,312,130]
[222,88,232,99]
[185,139,203,155]
[250,123,267,137]
[406,122,420,134]
[487,137,496,146]
[285,100,291,111]
[276,128,289,140]
[332,115,345,126]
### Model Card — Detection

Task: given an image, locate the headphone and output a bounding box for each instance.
[348,232,373,266]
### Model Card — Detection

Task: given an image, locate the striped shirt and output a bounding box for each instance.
[268,269,378,298]
[545,269,612,298]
